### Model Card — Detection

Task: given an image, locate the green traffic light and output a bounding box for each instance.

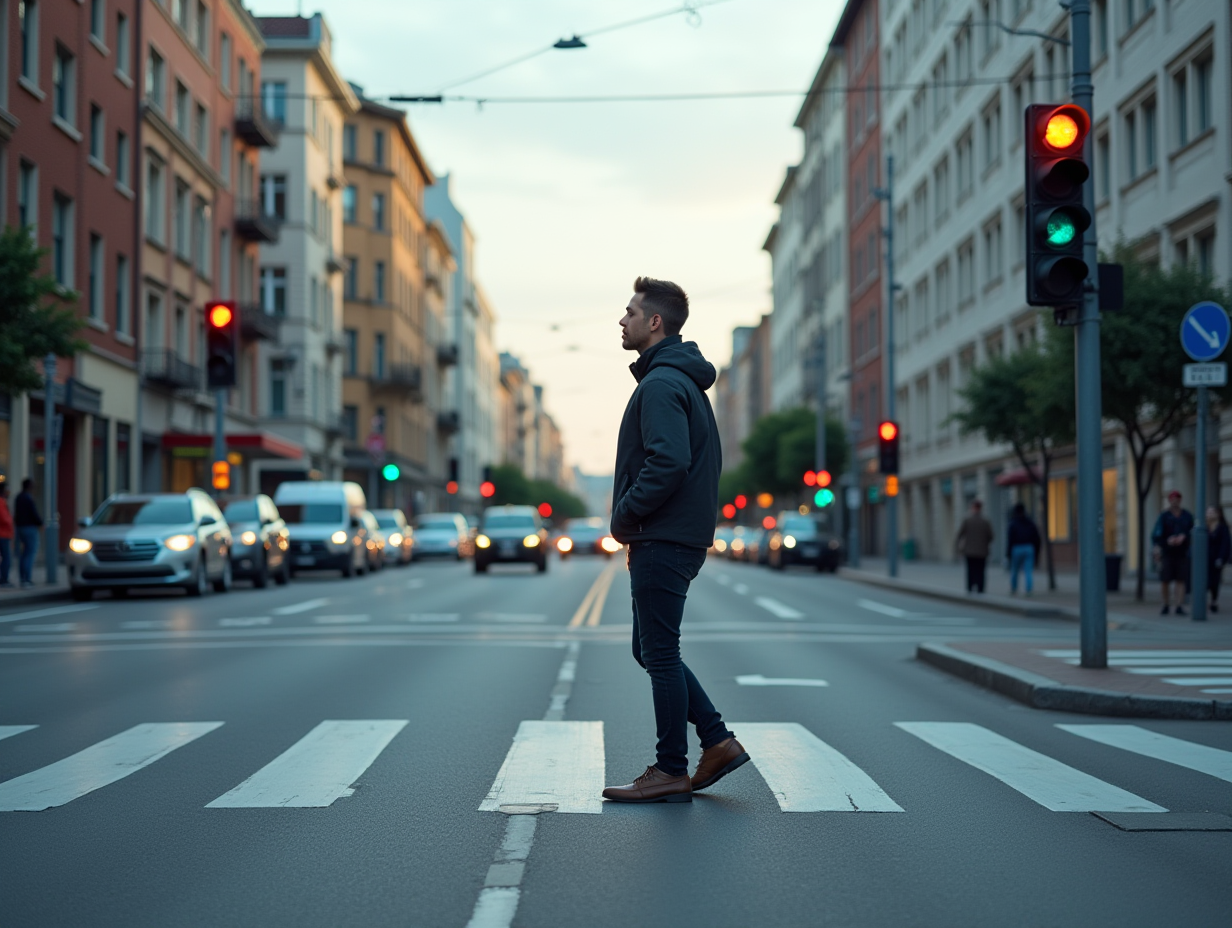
[814,488,835,507]
[382,463,400,481]
[1046,212,1078,246]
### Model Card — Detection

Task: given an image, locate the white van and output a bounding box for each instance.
[273,481,371,577]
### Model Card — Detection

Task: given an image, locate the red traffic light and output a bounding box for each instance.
[211,460,230,491]
[722,503,737,520]
[207,303,234,328]
[803,470,817,486]
[734,494,747,510]
[538,502,552,518]
[816,469,832,488]
[479,481,496,498]
[878,421,898,442]
[1034,103,1090,153]
[446,480,458,495]
[761,515,776,530]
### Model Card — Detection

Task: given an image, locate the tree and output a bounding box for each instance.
[953,341,1074,590]
[737,407,850,498]
[1046,246,1232,599]
[488,463,588,521]
[0,226,85,395]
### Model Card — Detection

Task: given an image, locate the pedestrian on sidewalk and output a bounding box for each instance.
[0,483,13,588]
[1205,505,1230,614]
[1152,490,1193,615]
[603,277,748,805]
[1006,502,1041,595]
[955,500,994,593]
[14,478,42,588]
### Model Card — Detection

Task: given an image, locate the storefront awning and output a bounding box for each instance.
[161,432,304,460]
[995,467,1035,486]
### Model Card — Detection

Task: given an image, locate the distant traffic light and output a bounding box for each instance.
[814,488,835,507]
[1025,104,1092,306]
[734,494,747,510]
[538,502,552,518]
[446,481,459,495]
[761,515,776,530]
[480,465,495,499]
[878,421,899,475]
[722,503,737,520]
[382,463,400,481]
[756,492,774,509]
[885,475,900,497]
[803,470,817,487]
[211,460,230,491]
[205,300,238,389]
[815,470,832,488]
[449,458,459,482]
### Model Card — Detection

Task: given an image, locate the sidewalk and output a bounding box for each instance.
[0,579,72,610]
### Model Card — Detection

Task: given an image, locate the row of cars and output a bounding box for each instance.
[472,510,622,574]
[711,512,844,572]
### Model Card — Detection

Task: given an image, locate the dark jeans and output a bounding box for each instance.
[0,537,10,584]
[628,541,732,777]
[17,527,38,584]
[965,556,986,593]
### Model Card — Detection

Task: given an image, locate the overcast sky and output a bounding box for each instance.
[249,0,844,473]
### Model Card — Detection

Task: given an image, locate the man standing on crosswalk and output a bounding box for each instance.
[602,277,750,804]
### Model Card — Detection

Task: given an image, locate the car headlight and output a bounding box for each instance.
[476,534,491,549]
[557,537,574,552]
[783,535,797,549]
[601,536,622,553]
[165,534,196,551]
[714,539,727,552]
[331,530,348,545]
[731,540,744,552]
[68,537,93,554]
[388,532,403,546]
[523,534,541,548]
[240,531,258,546]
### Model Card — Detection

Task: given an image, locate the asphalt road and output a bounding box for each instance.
[1,554,1229,927]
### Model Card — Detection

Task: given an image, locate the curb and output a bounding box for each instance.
[0,586,73,611]
[917,642,1232,720]
[839,567,1074,620]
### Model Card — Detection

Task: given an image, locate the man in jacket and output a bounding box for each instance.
[1153,490,1194,615]
[0,483,13,587]
[602,277,748,805]
[955,499,994,593]
[14,478,42,588]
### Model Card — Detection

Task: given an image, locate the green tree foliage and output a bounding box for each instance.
[0,226,85,395]
[717,408,849,512]
[488,463,588,521]
[1046,245,1232,599]
[953,340,1074,589]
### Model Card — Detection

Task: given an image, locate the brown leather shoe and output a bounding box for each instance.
[691,737,750,791]
[602,765,692,803]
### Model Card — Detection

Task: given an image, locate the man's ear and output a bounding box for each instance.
[649,313,662,332]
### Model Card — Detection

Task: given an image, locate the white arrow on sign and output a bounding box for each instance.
[1188,315,1222,349]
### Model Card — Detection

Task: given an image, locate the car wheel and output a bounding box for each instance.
[342,558,355,578]
[276,560,290,585]
[186,558,207,597]
[213,559,233,593]
[71,586,93,602]
[253,556,269,588]
[112,587,130,599]
[537,557,548,573]
[474,560,488,574]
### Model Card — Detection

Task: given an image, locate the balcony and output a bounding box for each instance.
[239,304,281,341]
[325,166,343,190]
[234,99,279,148]
[324,332,347,356]
[234,200,280,243]
[325,249,346,275]
[142,349,201,391]
[370,363,422,397]
[436,343,459,367]
[437,411,460,434]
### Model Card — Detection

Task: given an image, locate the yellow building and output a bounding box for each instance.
[340,91,443,510]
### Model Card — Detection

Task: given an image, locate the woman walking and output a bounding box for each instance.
[1006,502,1042,595]
[1205,506,1230,614]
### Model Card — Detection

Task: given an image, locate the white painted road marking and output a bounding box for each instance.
[207,720,407,808]
[481,721,604,815]
[272,598,330,616]
[1044,649,1232,661]
[895,722,1167,812]
[734,722,903,812]
[479,614,548,623]
[1058,725,1232,783]
[406,578,425,589]
[754,597,804,619]
[312,615,370,625]
[0,722,223,812]
[407,613,459,623]
[15,623,76,633]
[1122,666,1232,675]
[857,599,909,618]
[121,620,171,630]
[0,725,37,742]
[1163,676,1232,686]
[219,616,272,627]
[736,675,828,687]
[0,604,98,624]
[715,573,731,586]
[733,583,750,595]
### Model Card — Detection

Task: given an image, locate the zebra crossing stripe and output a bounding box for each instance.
[0,725,38,742]
[0,722,223,812]
[480,721,604,814]
[895,722,1167,812]
[206,720,407,808]
[1057,724,1232,784]
[734,722,904,812]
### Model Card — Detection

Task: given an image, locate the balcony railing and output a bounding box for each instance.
[142,349,201,391]
[437,411,460,433]
[234,200,280,243]
[370,363,422,397]
[234,99,279,148]
[239,304,281,341]
[436,343,459,367]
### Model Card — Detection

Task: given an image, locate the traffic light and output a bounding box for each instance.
[382,463,400,481]
[479,465,495,499]
[446,458,459,494]
[885,475,900,497]
[734,494,747,510]
[1025,104,1092,306]
[722,503,737,520]
[814,488,835,507]
[538,502,552,518]
[815,470,832,488]
[878,421,899,475]
[205,300,238,389]
[211,460,230,491]
[803,470,817,487]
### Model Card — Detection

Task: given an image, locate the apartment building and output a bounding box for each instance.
[253,13,358,491]
[2,0,142,532]
[881,0,1231,573]
[714,318,772,471]
[498,353,567,488]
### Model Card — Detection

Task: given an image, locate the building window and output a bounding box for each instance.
[373,333,386,378]
[344,257,358,299]
[957,239,974,304]
[983,216,1003,284]
[956,130,973,195]
[373,129,385,165]
[195,103,208,156]
[1142,97,1156,170]
[1124,110,1138,180]
[90,0,105,41]
[90,105,105,162]
[344,329,358,374]
[260,267,287,316]
[175,81,189,135]
[343,123,356,160]
[145,157,164,243]
[115,253,130,333]
[1096,133,1110,200]
[115,423,131,491]
[115,12,129,76]
[193,197,210,277]
[1196,231,1215,278]
[91,416,109,511]
[219,33,231,91]
[145,47,164,109]
[174,179,190,259]
[17,161,36,233]
[53,46,75,124]
[1093,0,1108,56]
[270,359,287,417]
[343,185,357,223]
[260,174,286,220]
[52,194,73,287]
[1174,68,1188,147]
[374,261,386,302]
[1195,56,1212,133]
[195,1,208,56]
[218,128,230,182]
[19,0,38,83]
[342,405,358,440]
[981,99,1002,169]
[88,234,104,321]
[218,230,231,296]
[372,192,385,231]
[261,81,286,123]
[309,190,319,236]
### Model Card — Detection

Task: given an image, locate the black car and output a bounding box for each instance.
[474,506,548,573]
[555,517,621,559]
[768,513,843,572]
[223,495,290,587]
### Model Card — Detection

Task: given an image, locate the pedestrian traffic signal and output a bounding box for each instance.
[382,463,400,481]
[211,460,230,491]
[885,475,900,497]
[815,469,832,488]
[205,300,238,389]
[814,488,835,507]
[1025,104,1092,306]
[878,421,899,475]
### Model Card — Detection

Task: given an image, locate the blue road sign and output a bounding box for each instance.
[1180,301,1230,362]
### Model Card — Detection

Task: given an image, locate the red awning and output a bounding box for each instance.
[995,468,1035,486]
[161,432,304,460]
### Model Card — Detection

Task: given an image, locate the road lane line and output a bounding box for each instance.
[736,675,828,687]
[219,616,272,627]
[567,574,603,628]
[0,725,37,742]
[586,561,620,627]
[895,722,1167,812]
[406,578,425,589]
[857,598,909,618]
[206,720,407,808]
[15,623,76,632]
[754,597,804,619]
[480,614,548,623]
[407,613,459,623]
[733,583,749,595]
[733,722,903,812]
[0,722,223,811]
[121,620,171,630]
[312,615,370,625]
[1162,676,1232,686]
[1057,725,1232,783]
[480,720,604,814]
[1121,666,1232,675]
[0,604,98,624]
[1043,649,1232,660]
[272,598,330,616]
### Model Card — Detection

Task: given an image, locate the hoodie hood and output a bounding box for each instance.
[630,335,717,389]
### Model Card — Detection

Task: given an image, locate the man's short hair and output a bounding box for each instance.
[633,276,689,336]
[21,478,32,491]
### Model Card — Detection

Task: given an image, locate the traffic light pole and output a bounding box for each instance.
[814,330,827,479]
[1070,0,1108,667]
[882,154,899,579]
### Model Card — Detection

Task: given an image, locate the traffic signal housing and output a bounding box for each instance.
[205,301,239,389]
[211,460,231,491]
[1025,104,1092,306]
[878,421,899,475]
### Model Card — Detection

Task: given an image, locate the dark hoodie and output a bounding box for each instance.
[610,335,721,548]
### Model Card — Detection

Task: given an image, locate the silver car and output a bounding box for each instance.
[372,509,413,566]
[66,490,233,600]
[413,512,471,560]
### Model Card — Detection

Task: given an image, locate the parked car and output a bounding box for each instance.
[66,489,233,599]
[727,525,749,560]
[412,512,471,560]
[222,494,290,587]
[360,510,386,571]
[474,506,548,573]
[274,481,370,577]
[556,517,621,559]
[710,526,734,555]
[742,528,767,564]
[768,513,843,572]
[372,509,413,566]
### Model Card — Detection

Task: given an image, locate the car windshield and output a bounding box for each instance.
[279,503,344,524]
[780,517,818,536]
[223,501,259,522]
[94,498,194,525]
[483,514,536,530]
[375,516,401,529]
[417,515,457,529]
